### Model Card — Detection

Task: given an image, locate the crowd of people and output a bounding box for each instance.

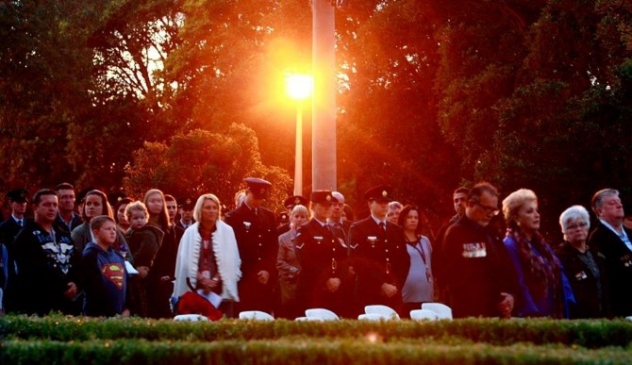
[0,179,630,320]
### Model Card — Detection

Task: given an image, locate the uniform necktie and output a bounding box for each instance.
[17,219,22,227]
[379,222,386,231]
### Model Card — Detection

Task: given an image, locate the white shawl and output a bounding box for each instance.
[172,221,241,301]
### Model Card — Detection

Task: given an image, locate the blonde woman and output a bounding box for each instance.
[173,194,241,318]
[502,189,572,318]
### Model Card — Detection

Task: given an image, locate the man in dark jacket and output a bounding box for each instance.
[348,185,410,317]
[442,182,518,318]
[587,188,632,317]
[224,178,277,314]
[13,189,82,315]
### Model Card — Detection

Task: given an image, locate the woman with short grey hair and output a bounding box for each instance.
[555,205,609,318]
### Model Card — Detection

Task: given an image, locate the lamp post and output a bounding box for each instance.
[286,74,313,196]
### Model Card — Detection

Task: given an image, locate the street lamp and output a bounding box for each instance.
[286,74,313,196]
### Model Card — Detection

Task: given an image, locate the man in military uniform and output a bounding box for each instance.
[224,178,278,314]
[0,189,29,313]
[176,197,195,231]
[348,185,410,317]
[295,190,349,317]
[277,195,309,235]
[329,191,352,238]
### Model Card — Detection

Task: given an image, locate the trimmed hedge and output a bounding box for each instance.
[2,316,632,348]
[1,338,632,365]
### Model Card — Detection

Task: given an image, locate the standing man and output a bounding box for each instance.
[329,191,352,237]
[224,178,277,314]
[177,197,195,230]
[348,185,410,317]
[442,182,517,318]
[13,189,81,315]
[0,189,29,313]
[433,187,469,302]
[587,188,632,316]
[55,183,82,233]
[295,190,349,316]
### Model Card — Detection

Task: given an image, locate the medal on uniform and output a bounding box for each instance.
[575,271,588,280]
[461,242,487,258]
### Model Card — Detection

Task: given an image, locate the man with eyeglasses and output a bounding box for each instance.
[587,188,632,317]
[442,182,518,318]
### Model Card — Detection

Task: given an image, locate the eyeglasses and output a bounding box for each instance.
[474,202,499,216]
[566,222,588,230]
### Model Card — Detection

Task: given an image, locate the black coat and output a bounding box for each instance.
[295,219,350,314]
[224,202,277,312]
[13,220,82,315]
[442,215,519,318]
[0,216,27,312]
[348,216,410,316]
[555,241,610,318]
[587,222,632,317]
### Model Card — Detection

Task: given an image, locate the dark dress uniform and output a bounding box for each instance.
[295,219,349,316]
[348,217,410,317]
[224,202,277,313]
[588,222,632,317]
[443,215,519,318]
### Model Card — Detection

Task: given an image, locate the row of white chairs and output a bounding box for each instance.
[175,302,452,322]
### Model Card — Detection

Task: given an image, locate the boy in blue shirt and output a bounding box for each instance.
[83,215,128,317]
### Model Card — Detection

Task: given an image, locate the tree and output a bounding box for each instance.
[123,123,292,210]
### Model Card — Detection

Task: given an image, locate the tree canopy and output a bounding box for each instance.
[1,0,631,237]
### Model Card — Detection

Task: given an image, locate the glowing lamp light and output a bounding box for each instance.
[286,74,313,101]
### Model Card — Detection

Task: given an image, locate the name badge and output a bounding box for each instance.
[314,236,323,244]
[367,236,377,247]
[462,242,487,258]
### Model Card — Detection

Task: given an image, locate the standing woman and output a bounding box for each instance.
[398,205,434,316]
[173,194,241,317]
[276,204,309,319]
[502,189,572,318]
[144,188,180,318]
[115,197,133,234]
[556,205,609,318]
[72,190,128,255]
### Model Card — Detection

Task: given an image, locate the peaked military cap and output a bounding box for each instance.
[310,190,338,205]
[284,195,308,210]
[180,197,195,210]
[244,177,272,199]
[364,185,394,203]
[7,189,29,203]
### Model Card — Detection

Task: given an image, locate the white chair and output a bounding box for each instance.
[358,313,388,321]
[238,311,275,321]
[305,308,340,321]
[364,304,400,320]
[294,317,310,321]
[409,309,439,321]
[422,303,453,320]
[173,314,209,322]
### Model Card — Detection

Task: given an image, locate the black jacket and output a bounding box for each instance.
[587,222,632,317]
[555,241,610,318]
[442,215,519,318]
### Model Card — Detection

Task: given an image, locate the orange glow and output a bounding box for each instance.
[286,74,313,100]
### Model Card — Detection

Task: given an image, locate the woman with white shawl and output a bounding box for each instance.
[173,194,241,317]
